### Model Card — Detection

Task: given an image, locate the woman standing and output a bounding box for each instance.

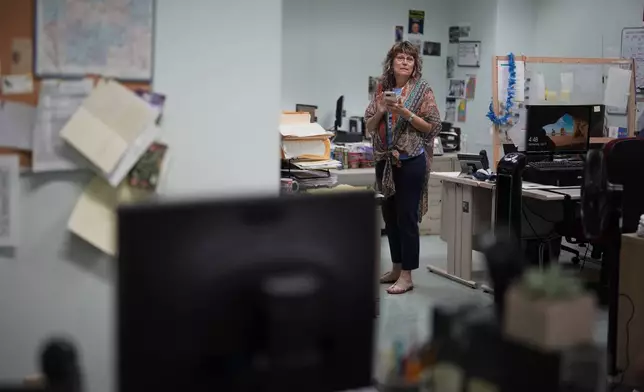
[365,41,442,295]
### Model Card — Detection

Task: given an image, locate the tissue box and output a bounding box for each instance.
[504,286,596,351]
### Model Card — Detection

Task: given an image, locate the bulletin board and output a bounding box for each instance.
[491,55,636,168]
[0,0,150,168]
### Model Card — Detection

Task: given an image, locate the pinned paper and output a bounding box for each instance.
[68,177,151,255]
[560,72,574,103]
[457,99,467,122]
[531,73,546,103]
[604,67,632,111]
[11,38,33,74]
[0,155,20,247]
[507,108,527,151]
[60,79,160,174]
[0,101,36,150]
[545,90,558,102]
[465,75,477,100]
[1,74,33,95]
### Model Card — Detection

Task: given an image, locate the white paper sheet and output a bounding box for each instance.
[279,123,331,138]
[68,177,150,255]
[60,80,159,174]
[530,72,546,104]
[105,124,161,187]
[1,74,34,95]
[32,79,94,172]
[498,60,525,102]
[604,67,632,111]
[0,101,36,150]
[0,155,20,247]
[560,72,574,103]
[292,159,342,170]
[506,108,526,151]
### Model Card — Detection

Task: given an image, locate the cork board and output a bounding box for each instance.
[0,0,150,168]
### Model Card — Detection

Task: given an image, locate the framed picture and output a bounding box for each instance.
[457,41,481,68]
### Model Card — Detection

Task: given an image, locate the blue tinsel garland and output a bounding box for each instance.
[487,53,516,126]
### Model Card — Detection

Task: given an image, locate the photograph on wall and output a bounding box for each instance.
[446,56,455,79]
[368,76,379,101]
[459,25,471,39]
[448,79,466,98]
[408,10,425,35]
[395,26,404,43]
[457,99,467,122]
[409,37,422,52]
[445,98,456,123]
[422,41,441,56]
[465,74,477,100]
[449,26,460,43]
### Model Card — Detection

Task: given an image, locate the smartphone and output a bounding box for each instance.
[384,91,398,102]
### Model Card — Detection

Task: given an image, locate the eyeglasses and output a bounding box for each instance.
[395,55,415,64]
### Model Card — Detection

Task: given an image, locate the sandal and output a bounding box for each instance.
[386,280,414,295]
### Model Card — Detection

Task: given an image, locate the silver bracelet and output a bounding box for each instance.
[408,113,416,122]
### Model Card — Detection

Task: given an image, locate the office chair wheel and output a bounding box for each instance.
[571,256,581,265]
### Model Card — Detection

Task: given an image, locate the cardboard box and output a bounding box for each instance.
[504,285,596,351]
[617,233,644,386]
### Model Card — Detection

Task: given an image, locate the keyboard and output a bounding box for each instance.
[527,160,584,171]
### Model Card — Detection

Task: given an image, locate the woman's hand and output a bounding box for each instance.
[386,100,411,117]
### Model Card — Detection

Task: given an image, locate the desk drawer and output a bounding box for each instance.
[428,178,443,189]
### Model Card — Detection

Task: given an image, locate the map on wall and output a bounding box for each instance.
[35,0,155,81]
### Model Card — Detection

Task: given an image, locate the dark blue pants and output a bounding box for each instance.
[376,154,426,271]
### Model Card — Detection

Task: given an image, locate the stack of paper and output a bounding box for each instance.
[280,112,333,161]
[60,80,160,186]
[67,176,151,256]
[292,159,342,170]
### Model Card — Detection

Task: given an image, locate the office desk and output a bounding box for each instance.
[431,172,581,288]
[332,153,459,235]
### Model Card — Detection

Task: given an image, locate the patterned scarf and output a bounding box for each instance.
[372,79,436,222]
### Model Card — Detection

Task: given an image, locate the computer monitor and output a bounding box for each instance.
[525,105,594,155]
[117,193,377,392]
[334,95,344,130]
[457,153,485,176]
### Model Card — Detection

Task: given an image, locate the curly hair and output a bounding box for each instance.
[380,41,423,91]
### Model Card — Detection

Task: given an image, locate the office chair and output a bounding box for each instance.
[554,195,593,265]
[580,137,644,377]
